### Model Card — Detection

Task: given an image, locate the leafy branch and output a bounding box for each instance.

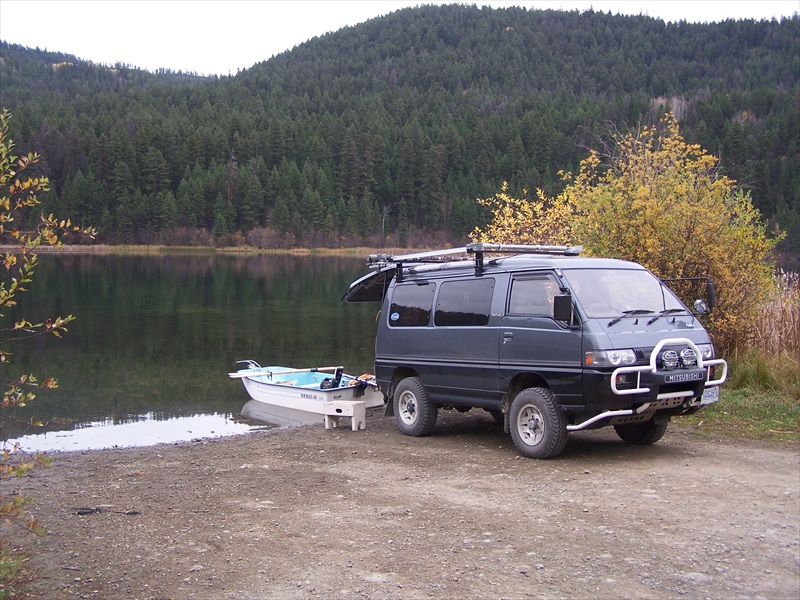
[0,107,95,535]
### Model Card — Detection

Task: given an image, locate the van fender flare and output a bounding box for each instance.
[501,393,511,434]
[384,367,421,416]
[502,374,551,433]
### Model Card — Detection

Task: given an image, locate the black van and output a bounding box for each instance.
[344,243,727,459]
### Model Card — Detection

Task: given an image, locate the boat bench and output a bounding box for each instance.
[323,400,367,431]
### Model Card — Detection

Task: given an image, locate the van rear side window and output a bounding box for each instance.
[389,283,435,327]
[434,279,495,326]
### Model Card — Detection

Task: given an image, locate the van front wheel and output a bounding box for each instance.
[509,388,567,459]
[614,419,668,445]
[394,377,438,437]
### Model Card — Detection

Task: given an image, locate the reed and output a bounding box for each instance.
[689,272,800,440]
[751,270,800,357]
[725,271,800,399]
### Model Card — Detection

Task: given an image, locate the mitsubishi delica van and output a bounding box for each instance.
[344,243,727,459]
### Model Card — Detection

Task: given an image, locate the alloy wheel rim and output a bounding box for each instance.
[518,404,545,446]
[398,392,418,425]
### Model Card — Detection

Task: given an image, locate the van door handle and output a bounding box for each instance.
[503,331,514,343]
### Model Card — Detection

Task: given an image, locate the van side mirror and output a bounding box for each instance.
[693,299,709,315]
[693,280,717,315]
[553,294,573,322]
[706,280,717,311]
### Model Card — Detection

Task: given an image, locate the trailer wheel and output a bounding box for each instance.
[394,377,438,437]
[614,419,668,445]
[509,388,567,459]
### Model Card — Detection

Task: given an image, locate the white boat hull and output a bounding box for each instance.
[240,399,332,428]
[232,364,384,430]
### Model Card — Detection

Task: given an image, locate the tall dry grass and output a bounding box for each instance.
[752,270,800,357]
[732,270,800,399]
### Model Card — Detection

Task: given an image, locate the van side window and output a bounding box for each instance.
[508,276,559,316]
[389,283,435,327]
[434,279,495,326]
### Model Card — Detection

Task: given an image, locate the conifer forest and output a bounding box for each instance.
[1,5,797,264]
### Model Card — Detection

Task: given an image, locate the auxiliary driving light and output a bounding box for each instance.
[660,349,680,370]
[680,348,698,367]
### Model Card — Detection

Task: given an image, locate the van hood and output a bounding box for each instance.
[588,315,711,349]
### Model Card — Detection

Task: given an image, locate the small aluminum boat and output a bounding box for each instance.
[229,361,384,430]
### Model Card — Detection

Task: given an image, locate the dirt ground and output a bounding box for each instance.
[2,409,799,600]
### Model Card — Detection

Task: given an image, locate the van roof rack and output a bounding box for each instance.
[368,243,582,278]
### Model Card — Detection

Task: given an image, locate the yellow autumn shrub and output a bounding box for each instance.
[472,114,780,354]
[472,183,574,246]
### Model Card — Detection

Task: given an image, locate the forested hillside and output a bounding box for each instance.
[1,5,797,262]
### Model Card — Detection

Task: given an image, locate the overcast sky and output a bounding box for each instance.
[1,1,797,76]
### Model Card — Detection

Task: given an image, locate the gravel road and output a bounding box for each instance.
[3,410,798,599]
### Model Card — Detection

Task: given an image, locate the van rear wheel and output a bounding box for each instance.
[509,388,567,459]
[394,377,438,437]
[614,419,668,445]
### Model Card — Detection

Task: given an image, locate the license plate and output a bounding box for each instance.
[664,371,705,383]
[701,386,720,405]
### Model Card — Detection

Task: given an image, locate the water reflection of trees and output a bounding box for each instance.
[2,254,379,437]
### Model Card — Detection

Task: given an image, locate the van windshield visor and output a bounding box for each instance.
[562,268,685,319]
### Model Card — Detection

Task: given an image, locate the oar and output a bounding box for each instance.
[228,366,343,379]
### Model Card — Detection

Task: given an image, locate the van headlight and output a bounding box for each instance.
[585,349,636,367]
[695,343,714,360]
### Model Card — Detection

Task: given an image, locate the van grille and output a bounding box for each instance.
[636,345,698,367]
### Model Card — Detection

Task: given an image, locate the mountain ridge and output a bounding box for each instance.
[1,5,797,260]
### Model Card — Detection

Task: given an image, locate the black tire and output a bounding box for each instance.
[509,388,568,459]
[393,377,438,437]
[614,419,669,445]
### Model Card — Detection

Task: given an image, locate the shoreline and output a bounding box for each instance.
[21,417,799,458]
[0,243,421,256]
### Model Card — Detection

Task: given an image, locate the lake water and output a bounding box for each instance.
[1,252,380,452]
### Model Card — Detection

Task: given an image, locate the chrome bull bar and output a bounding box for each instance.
[610,337,727,396]
[567,338,727,432]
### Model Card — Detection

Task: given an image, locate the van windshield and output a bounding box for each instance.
[562,268,684,319]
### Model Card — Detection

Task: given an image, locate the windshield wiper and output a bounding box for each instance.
[647,308,688,325]
[607,309,654,327]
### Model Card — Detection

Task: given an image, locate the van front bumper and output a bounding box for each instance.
[610,338,727,397]
[572,339,727,431]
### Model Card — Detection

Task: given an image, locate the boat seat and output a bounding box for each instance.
[323,400,367,431]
